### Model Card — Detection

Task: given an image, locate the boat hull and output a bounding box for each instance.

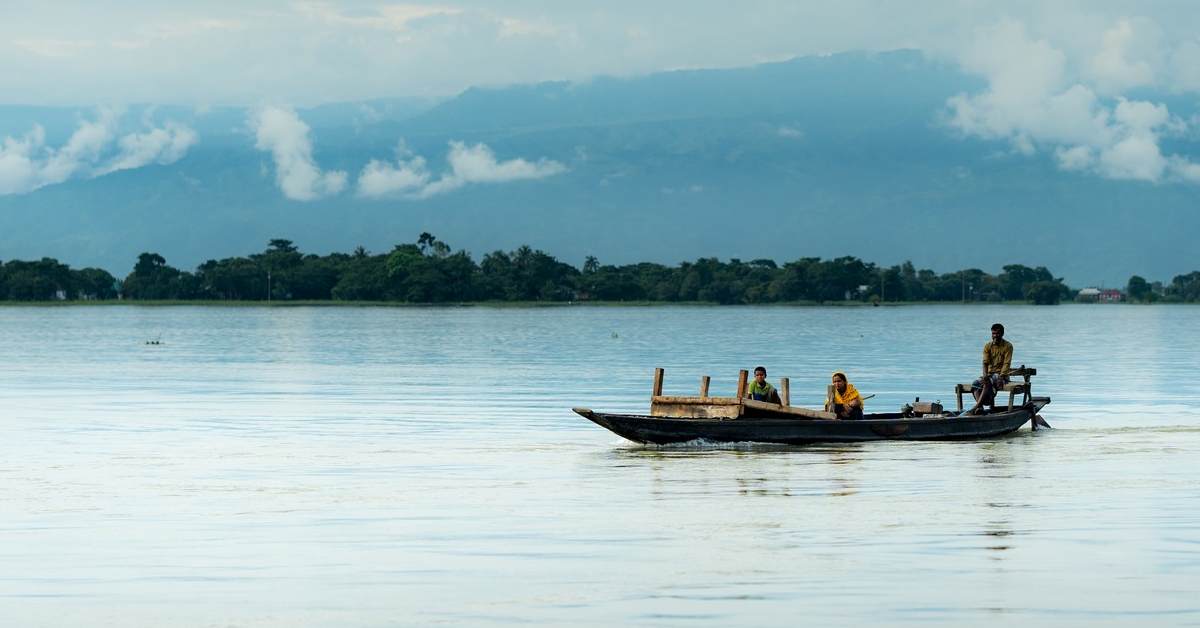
[574,399,1049,445]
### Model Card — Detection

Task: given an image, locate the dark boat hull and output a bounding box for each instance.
[574,398,1050,445]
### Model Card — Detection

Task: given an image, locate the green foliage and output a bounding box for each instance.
[8,234,1200,305]
[0,258,89,300]
[1126,275,1151,302]
[1023,281,1063,305]
[1168,271,1200,302]
[1000,264,1054,300]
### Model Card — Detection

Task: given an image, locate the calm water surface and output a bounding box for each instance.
[1,305,1197,627]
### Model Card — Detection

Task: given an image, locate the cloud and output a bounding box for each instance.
[497,17,561,39]
[357,140,566,199]
[777,126,804,139]
[250,106,347,201]
[11,3,1200,107]
[293,3,462,31]
[1086,18,1162,94]
[1169,40,1200,92]
[357,143,431,197]
[1170,156,1200,183]
[946,19,1199,184]
[13,38,97,58]
[96,122,198,176]
[0,108,197,195]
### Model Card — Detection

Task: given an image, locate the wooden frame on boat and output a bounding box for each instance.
[953,367,1036,411]
[649,368,837,420]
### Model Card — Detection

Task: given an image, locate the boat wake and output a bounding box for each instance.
[637,438,802,451]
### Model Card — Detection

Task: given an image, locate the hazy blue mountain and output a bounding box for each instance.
[1,50,1196,286]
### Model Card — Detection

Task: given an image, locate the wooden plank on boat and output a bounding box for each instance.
[652,368,664,397]
[700,375,710,398]
[736,369,748,399]
[780,377,790,406]
[652,395,740,404]
[651,395,741,418]
[742,398,836,420]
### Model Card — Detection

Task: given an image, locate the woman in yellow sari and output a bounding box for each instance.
[829,371,864,420]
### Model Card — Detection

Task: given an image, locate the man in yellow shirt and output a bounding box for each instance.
[968,323,1013,415]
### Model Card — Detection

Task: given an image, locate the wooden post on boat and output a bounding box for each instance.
[736,369,748,399]
[824,384,836,412]
[699,375,711,398]
[652,368,664,397]
[780,378,790,406]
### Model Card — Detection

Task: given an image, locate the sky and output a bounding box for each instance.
[6,1,1200,189]
[2,1,1200,243]
[4,1,1200,107]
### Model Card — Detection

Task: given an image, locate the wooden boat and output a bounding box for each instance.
[574,367,1050,445]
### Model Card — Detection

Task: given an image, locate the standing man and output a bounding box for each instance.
[969,323,1013,415]
[745,366,782,404]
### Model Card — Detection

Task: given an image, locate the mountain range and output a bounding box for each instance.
[1,50,1197,287]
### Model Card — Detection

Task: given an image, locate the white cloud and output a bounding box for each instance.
[293,3,462,31]
[96,122,198,176]
[0,108,198,195]
[1055,145,1094,171]
[497,17,561,39]
[13,38,96,58]
[946,19,1199,185]
[777,126,804,139]
[41,108,120,185]
[1086,18,1161,94]
[357,143,431,197]
[356,140,566,199]
[1169,40,1200,92]
[1170,156,1200,183]
[9,3,1200,106]
[0,127,45,195]
[250,106,347,201]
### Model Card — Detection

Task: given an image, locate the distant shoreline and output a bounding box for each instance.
[0,299,1186,308]
[5,234,1193,304]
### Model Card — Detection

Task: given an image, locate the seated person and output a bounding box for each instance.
[829,371,864,420]
[745,366,782,404]
[969,323,1013,415]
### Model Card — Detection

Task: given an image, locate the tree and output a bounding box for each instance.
[331,254,390,300]
[1127,275,1151,302]
[134,253,167,276]
[1024,281,1062,305]
[1169,271,1200,302]
[124,253,197,300]
[72,268,118,300]
[268,239,298,254]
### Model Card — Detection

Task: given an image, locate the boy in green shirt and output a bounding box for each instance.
[746,366,782,404]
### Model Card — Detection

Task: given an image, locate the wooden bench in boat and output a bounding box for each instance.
[648,368,836,420]
[954,367,1036,411]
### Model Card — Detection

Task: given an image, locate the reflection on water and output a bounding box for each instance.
[0,304,1198,626]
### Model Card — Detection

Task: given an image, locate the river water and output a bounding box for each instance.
[1,304,1197,627]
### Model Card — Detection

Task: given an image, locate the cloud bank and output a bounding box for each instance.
[945,19,1199,184]
[357,140,567,199]
[250,106,347,201]
[0,108,197,195]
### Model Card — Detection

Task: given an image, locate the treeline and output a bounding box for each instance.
[1125,273,1200,303]
[7,232,1194,305]
[0,258,120,300]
